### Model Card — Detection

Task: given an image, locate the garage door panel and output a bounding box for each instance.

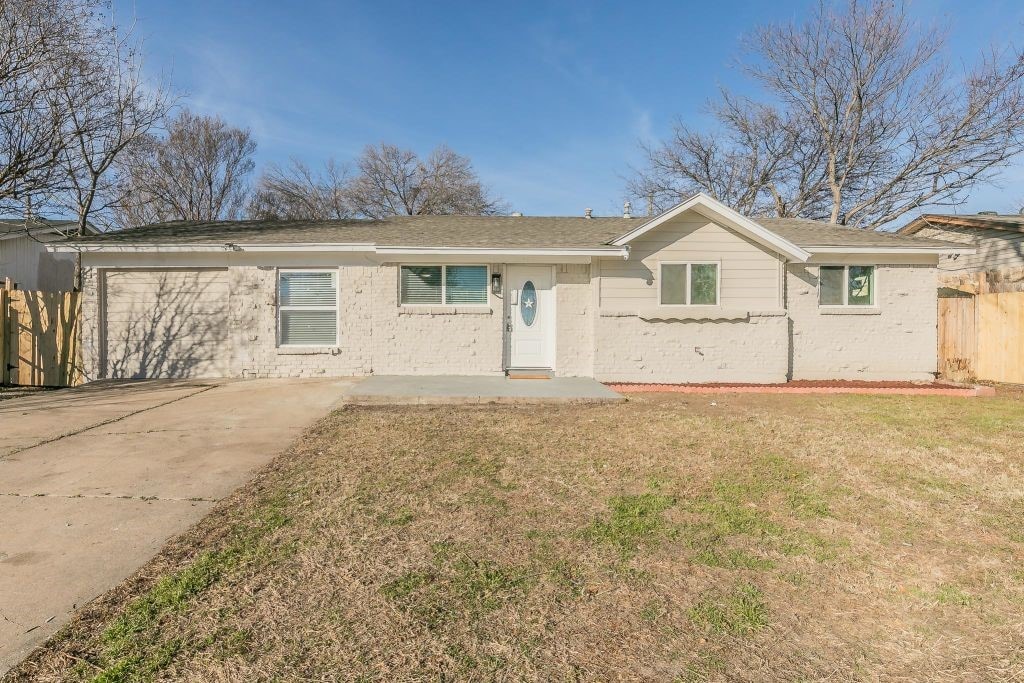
[103,269,233,379]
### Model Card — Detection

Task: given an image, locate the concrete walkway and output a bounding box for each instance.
[0,378,354,673]
[342,375,624,404]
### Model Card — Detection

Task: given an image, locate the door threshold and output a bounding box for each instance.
[506,368,553,380]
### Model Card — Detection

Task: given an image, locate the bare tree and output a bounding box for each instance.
[115,110,255,226]
[634,96,829,218]
[0,0,91,214]
[248,158,350,220]
[345,143,505,218]
[631,1,1024,228]
[54,12,171,236]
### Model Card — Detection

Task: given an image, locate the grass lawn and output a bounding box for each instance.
[10,391,1024,682]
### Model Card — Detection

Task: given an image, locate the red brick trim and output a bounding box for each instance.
[605,381,995,398]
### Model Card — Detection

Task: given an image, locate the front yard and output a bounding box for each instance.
[11,391,1024,681]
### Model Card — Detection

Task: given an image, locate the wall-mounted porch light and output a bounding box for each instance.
[491,272,502,295]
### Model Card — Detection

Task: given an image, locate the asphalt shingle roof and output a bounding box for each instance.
[59,214,959,250]
[901,213,1024,235]
[756,217,956,248]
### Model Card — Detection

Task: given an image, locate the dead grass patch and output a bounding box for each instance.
[8,389,1024,681]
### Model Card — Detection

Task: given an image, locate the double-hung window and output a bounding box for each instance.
[400,265,488,305]
[819,265,875,306]
[659,262,719,306]
[278,270,338,346]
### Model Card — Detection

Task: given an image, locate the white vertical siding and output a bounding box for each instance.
[0,235,76,290]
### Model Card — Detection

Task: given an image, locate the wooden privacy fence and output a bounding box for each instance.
[938,289,1024,384]
[0,288,82,387]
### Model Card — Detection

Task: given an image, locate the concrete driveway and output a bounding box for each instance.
[0,378,354,673]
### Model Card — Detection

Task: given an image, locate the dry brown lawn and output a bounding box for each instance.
[8,390,1024,682]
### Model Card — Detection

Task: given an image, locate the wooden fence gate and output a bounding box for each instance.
[0,289,82,387]
[938,288,1024,384]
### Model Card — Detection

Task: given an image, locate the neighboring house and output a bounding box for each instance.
[51,194,966,384]
[0,219,96,291]
[900,213,1024,275]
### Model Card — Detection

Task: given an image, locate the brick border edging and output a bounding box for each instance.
[605,383,996,397]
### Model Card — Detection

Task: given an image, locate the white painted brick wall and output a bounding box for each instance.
[79,266,102,382]
[234,265,373,378]
[593,312,790,383]
[79,260,940,383]
[370,265,504,375]
[554,264,594,377]
[238,264,503,377]
[787,263,938,380]
[80,263,505,379]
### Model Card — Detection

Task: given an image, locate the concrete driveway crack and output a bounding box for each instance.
[0,385,217,462]
[0,492,217,502]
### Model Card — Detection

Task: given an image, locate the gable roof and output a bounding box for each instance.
[610,193,812,261]
[900,213,1024,236]
[50,199,964,257]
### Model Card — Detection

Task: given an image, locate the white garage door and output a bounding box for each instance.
[102,269,233,378]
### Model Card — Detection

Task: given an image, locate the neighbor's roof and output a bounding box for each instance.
[53,212,960,254]
[0,218,98,241]
[900,213,1024,236]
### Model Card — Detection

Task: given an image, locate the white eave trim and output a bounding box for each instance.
[48,242,630,258]
[610,192,812,262]
[48,243,377,253]
[807,245,976,255]
[374,245,628,257]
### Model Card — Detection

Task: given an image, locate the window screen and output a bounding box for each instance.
[400,266,442,304]
[660,264,688,305]
[444,265,488,304]
[819,266,845,306]
[279,271,338,345]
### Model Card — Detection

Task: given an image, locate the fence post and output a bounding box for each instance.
[0,287,7,385]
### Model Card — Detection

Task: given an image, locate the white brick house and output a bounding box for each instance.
[53,194,967,383]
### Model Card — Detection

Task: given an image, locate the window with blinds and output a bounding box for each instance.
[278,271,338,346]
[400,265,488,305]
[400,266,442,304]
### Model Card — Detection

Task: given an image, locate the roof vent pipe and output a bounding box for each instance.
[584,208,593,219]
[623,201,632,219]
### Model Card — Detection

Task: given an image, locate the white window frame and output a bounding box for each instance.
[817,264,878,308]
[277,268,340,347]
[657,261,721,307]
[399,264,490,307]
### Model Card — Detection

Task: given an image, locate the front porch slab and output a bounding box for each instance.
[341,375,625,404]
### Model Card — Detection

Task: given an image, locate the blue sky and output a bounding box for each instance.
[117,0,1024,219]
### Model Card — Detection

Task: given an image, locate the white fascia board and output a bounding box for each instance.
[47,243,377,254]
[239,243,376,252]
[48,242,630,259]
[375,245,629,258]
[807,245,977,255]
[610,192,812,262]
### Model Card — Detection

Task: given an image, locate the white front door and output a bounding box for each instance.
[507,265,555,369]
